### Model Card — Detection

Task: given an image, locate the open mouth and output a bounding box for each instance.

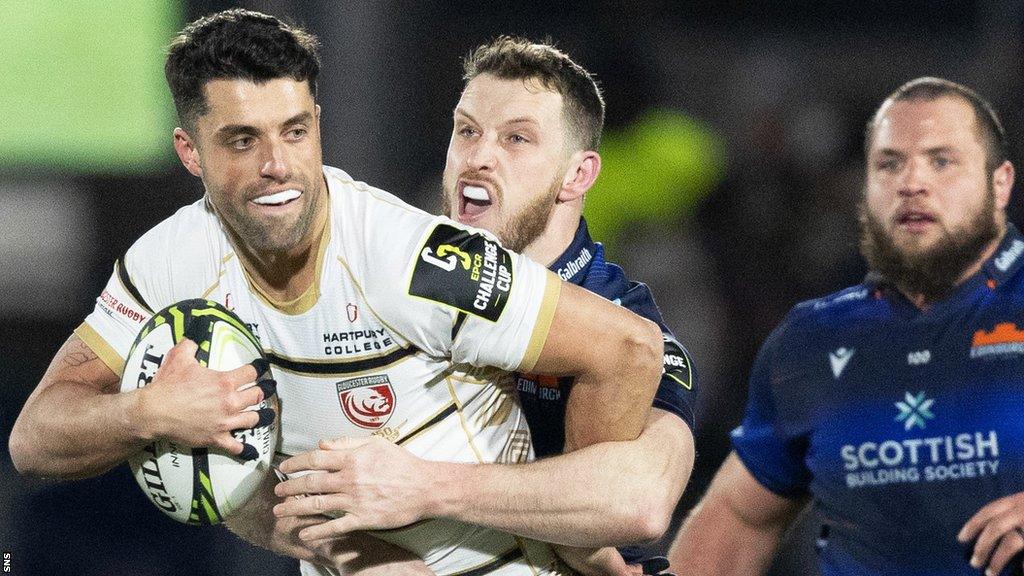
[459,183,493,221]
[896,210,936,225]
[251,189,302,207]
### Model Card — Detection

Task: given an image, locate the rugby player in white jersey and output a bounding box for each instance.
[8,9,664,576]
[273,38,696,576]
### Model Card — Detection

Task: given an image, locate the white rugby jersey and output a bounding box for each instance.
[77,166,569,576]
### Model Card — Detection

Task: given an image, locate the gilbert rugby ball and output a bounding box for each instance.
[120,299,278,524]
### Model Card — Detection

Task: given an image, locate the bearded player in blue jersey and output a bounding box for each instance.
[668,77,1024,576]
[273,37,697,575]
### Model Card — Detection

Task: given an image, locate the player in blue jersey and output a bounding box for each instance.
[668,77,1023,576]
[272,37,697,575]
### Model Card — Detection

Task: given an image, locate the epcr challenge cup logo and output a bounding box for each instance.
[336,375,395,429]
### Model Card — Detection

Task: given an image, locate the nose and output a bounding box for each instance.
[259,138,291,182]
[898,158,927,197]
[465,136,498,172]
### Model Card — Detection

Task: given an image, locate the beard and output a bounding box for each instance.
[442,175,561,253]
[859,186,999,302]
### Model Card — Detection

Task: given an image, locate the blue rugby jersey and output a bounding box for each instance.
[514,218,698,565]
[733,224,1024,575]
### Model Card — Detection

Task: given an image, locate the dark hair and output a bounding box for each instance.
[865,77,1009,174]
[463,36,605,151]
[165,9,321,132]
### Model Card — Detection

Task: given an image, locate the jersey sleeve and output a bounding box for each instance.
[348,192,558,372]
[730,319,812,498]
[616,282,698,431]
[76,259,155,376]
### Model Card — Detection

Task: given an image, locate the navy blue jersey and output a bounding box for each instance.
[516,218,697,456]
[515,219,698,565]
[733,225,1024,575]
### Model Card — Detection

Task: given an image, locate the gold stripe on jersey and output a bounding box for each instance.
[241,210,330,315]
[499,429,532,464]
[519,271,561,373]
[75,322,125,377]
[200,257,231,299]
[446,378,486,464]
[468,387,514,431]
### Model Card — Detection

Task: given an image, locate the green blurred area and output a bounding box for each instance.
[0,1,182,173]
[584,109,727,253]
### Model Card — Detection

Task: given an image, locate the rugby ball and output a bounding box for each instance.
[120,299,278,524]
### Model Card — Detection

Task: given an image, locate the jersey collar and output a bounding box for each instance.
[549,217,600,285]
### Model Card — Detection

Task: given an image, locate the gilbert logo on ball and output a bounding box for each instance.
[120,299,278,525]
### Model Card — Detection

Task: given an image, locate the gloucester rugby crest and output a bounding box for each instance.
[337,375,395,429]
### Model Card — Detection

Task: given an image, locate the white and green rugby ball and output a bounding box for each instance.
[120,299,278,525]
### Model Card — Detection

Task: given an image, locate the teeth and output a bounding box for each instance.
[463,186,490,202]
[253,189,301,205]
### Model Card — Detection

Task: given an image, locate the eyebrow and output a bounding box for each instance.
[453,109,539,129]
[874,146,957,158]
[215,111,314,138]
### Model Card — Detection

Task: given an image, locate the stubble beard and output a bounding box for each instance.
[441,176,560,253]
[859,184,999,302]
[212,177,320,256]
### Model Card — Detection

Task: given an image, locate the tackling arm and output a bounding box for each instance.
[667,452,807,576]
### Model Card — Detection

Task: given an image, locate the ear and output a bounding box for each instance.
[173,128,203,178]
[993,160,1014,211]
[557,150,601,203]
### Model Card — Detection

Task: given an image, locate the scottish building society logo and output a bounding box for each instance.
[840,390,1000,489]
[894,391,934,430]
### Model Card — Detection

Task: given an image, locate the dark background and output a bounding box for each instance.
[4,1,1024,574]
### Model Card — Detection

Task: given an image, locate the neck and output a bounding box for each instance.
[520,203,583,267]
[904,226,1007,309]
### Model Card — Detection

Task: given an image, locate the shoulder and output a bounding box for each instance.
[761,284,882,358]
[121,198,228,308]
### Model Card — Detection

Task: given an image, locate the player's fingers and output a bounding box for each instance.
[961,497,1014,542]
[251,357,271,378]
[227,408,274,433]
[298,514,363,541]
[255,378,277,400]
[971,514,1018,569]
[226,358,261,384]
[275,470,338,497]
[211,433,249,458]
[165,339,199,366]
[274,492,349,518]
[986,530,1024,576]
[278,448,342,474]
[235,383,270,408]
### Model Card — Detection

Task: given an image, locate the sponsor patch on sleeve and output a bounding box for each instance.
[409,223,514,322]
[663,334,693,390]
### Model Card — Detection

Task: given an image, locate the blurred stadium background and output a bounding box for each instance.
[3,1,1024,574]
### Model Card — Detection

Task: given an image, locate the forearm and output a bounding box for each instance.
[668,500,784,576]
[432,411,693,546]
[228,470,435,575]
[10,381,148,479]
